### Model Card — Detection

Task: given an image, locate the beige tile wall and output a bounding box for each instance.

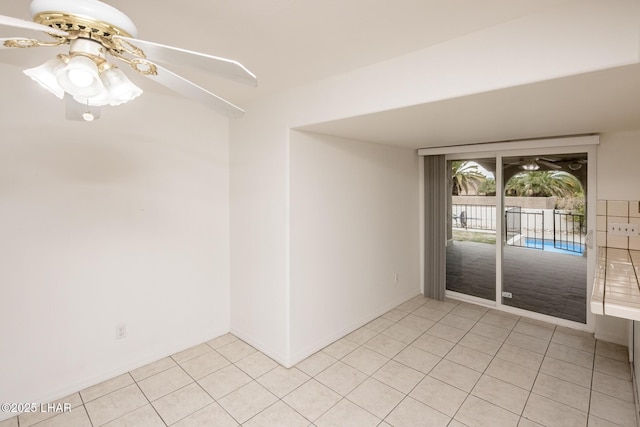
[596,200,640,250]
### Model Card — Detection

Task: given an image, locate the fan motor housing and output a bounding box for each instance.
[30,0,137,43]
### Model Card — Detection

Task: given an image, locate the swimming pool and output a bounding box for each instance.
[524,238,584,255]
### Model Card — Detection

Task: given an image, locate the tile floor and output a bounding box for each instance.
[1,295,637,426]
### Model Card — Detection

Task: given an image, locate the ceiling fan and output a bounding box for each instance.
[0,0,257,120]
[505,156,588,172]
[505,157,563,171]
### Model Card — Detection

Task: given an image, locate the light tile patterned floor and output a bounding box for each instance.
[2,296,637,426]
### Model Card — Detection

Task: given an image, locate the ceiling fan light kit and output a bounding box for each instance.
[23,57,65,98]
[1,0,257,120]
[568,162,583,171]
[100,66,142,105]
[521,160,540,171]
[57,55,105,97]
[507,156,586,172]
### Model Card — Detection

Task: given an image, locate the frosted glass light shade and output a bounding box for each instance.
[23,58,65,99]
[521,161,540,171]
[101,67,142,106]
[56,56,104,97]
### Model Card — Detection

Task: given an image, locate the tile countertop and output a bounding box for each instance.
[591,247,640,320]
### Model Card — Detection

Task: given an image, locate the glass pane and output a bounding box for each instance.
[446,159,496,301]
[502,154,588,323]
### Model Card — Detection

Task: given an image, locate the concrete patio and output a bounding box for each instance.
[446,240,587,323]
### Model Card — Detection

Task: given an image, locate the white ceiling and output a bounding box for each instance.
[298,63,640,149]
[1,0,638,148]
[0,0,572,102]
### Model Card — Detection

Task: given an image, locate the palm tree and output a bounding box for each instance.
[505,171,581,198]
[477,178,496,196]
[451,161,486,195]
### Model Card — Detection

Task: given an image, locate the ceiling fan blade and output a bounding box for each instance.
[65,95,101,121]
[0,14,68,37]
[144,63,245,118]
[538,160,562,170]
[113,35,257,87]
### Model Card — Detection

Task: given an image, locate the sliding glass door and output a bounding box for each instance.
[446,158,497,301]
[501,153,588,323]
[439,143,595,326]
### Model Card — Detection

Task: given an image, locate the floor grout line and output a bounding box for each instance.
[7,296,637,426]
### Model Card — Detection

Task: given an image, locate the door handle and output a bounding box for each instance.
[586,229,594,249]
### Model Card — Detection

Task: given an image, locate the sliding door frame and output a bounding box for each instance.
[419,135,598,332]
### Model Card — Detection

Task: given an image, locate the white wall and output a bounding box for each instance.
[597,131,640,200]
[289,132,420,363]
[229,107,290,363]
[0,0,637,414]
[288,0,639,129]
[230,0,640,365]
[0,84,230,418]
[594,130,640,345]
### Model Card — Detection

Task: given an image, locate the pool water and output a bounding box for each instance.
[524,238,584,255]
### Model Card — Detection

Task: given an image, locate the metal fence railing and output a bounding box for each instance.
[505,206,521,242]
[505,209,544,249]
[452,204,498,231]
[453,203,585,254]
[554,211,585,253]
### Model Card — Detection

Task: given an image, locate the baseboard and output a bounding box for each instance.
[287,290,420,367]
[229,328,290,367]
[594,331,628,347]
[230,291,420,368]
[0,328,227,423]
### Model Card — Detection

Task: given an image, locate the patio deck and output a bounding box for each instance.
[446,240,587,323]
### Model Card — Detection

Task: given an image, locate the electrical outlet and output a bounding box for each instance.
[502,291,512,298]
[116,324,127,340]
[609,223,625,235]
[609,222,638,236]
